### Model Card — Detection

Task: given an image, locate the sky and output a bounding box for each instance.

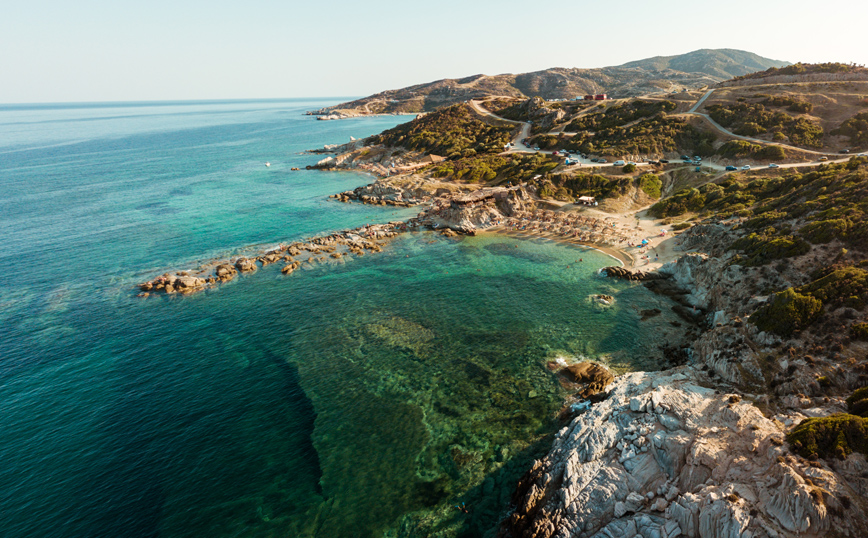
[2,0,867,104]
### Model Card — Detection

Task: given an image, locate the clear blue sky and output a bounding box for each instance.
[2,0,866,103]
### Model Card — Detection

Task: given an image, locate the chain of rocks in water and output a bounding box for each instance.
[135,222,407,297]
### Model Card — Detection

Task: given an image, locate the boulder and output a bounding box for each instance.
[235,257,257,272]
[562,362,615,398]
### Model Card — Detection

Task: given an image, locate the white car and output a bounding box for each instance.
[627,161,637,166]
[613,160,626,166]
[768,163,780,168]
[741,165,751,170]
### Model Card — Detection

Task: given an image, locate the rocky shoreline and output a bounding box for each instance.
[494,226,868,538]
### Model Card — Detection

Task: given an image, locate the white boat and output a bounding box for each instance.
[265,162,271,167]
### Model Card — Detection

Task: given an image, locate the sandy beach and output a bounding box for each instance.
[486,204,687,270]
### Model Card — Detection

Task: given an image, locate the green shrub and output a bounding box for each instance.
[788,101,813,114]
[787,414,868,460]
[638,173,662,198]
[789,118,824,147]
[832,112,868,146]
[622,163,637,173]
[648,188,706,218]
[847,387,868,417]
[851,322,868,340]
[801,218,852,244]
[798,266,868,310]
[751,288,822,336]
[729,232,811,266]
[758,145,787,160]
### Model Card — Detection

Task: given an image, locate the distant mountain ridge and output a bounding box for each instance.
[312,49,790,116]
[618,48,791,80]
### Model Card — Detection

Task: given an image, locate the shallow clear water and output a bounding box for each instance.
[0,100,682,537]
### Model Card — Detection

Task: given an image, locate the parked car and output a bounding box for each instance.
[659,159,669,164]
[693,156,702,161]
[590,158,599,163]
[553,151,560,156]
[768,163,780,168]
[598,159,607,163]
[533,147,540,151]
[725,166,737,171]
[840,149,850,154]
[613,160,626,166]
[741,165,751,170]
[818,156,828,161]
[680,155,690,160]
[626,161,637,166]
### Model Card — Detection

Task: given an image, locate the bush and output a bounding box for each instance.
[729,232,811,266]
[638,173,662,198]
[787,414,868,460]
[798,266,868,310]
[622,163,637,173]
[648,187,706,218]
[758,145,787,160]
[847,387,868,417]
[751,288,822,336]
[851,322,868,340]
[832,112,868,146]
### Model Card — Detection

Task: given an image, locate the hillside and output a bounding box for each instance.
[619,48,790,79]
[310,49,789,116]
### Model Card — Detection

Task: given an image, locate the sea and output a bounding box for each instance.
[0,99,683,538]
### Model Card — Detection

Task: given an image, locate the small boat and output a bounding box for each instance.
[265,162,271,167]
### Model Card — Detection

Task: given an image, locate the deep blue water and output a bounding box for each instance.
[0,99,682,537]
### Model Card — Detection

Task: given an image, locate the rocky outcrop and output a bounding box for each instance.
[561,362,615,399]
[235,257,258,273]
[498,368,867,538]
[602,266,668,281]
[281,261,301,275]
[136,222,407,297]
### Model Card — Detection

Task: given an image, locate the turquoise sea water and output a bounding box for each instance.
[0,99,682,537]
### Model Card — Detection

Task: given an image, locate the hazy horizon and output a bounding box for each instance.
[3,0,867,104]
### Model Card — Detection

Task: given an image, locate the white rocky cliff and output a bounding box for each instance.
[498,368,868,538]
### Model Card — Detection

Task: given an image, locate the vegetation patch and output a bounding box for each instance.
[787,413,868,460]
[798,265,868,310]
[730,231,811,266]
[761,96,813,114]
[638,173,662,199]
[751,288,822,336]
[369,104,514,159]
[851,322,868,341]
[831,112,868,147]
[536,173,632,201]
[706,103,824,147]
[847,387,868,417]
[565,100,677,132]
[730,62,868,82]
[717,140,787,160]
[554,116,716,157]
[428,153,558,184]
